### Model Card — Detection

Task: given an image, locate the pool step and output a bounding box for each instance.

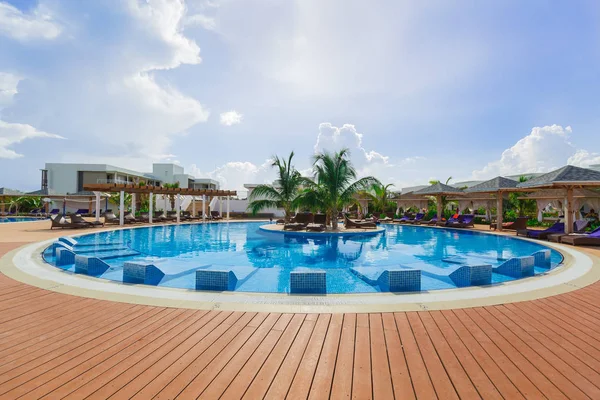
[350,267,421,292]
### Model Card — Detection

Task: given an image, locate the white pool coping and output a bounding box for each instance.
[2,224,600,313]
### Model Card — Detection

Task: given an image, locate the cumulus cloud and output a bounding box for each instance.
[568,150,600,167]
[185,14,217,31]
[314,123,388,162]
[2,0,209,166]
[0,2,61,41]
[0,120,64,159]
[219,110,243,126]
[0,72,20,107]
[188,159,274,194]
[472,125,599,179]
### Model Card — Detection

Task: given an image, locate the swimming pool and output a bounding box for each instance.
[1,217,46,223]
[44,222,562,293]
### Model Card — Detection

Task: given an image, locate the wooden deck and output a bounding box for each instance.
[2,240,600,399]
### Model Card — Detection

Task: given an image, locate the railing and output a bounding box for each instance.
[96,178,130,185]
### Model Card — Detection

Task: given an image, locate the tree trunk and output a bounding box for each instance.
[331,208,339,230]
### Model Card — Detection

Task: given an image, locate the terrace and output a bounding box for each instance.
[1,219,600,398]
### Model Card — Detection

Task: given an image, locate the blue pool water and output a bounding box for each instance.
[44,222,562,293]
[1,217,46,223]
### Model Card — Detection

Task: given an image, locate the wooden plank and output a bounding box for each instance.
[100,311,246,399]
[308,313,343,400]
[381,313,415,399]
[59,310,217,400]
[242,314,306,399]
[457,308,567,399]
[369,314,393,400]
[220,314,293,399]
[330,313,356,399]
[286,313,331,399]
[393,313,437,399]
[263,314,316,399]
[406,312,460,399]
[196,313,283,398]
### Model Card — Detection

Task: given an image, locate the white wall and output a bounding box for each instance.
[224,198,285,217]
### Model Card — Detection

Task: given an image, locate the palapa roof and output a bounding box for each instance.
[413,182,464,196]
[517,165,600,188]
[465,176,519,193]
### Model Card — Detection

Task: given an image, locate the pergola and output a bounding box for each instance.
[392,192,429,215]
[516,165,600,233]
[447,192,497,219]
[84,183,237,226]
[0,191,107,215]
[518,188,600,222]
[464,176,521,231]
[412,183,465,222]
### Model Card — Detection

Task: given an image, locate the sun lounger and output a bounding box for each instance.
[69,213,104,227]
[314,213,327,225]
[548,220,590,242]
[393,213,413,223]
[560,226,600,246]
[491,216,528,231]
[446,214,475,228]
[519,222,565,240]
[306,223,326,232]
[284,222,307,231]
[344,215,376,229]
[408,213,425,224]
[50,214,89,230]
[210,211,223,220]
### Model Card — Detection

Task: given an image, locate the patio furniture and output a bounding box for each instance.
[408,213,425,224]
[306,223,326,232]
[446,214,475,228]
[491,216,528,231]
[344,215,377,229]
[393,213,413,223]
[211,211,223,220]
[519,222,565,240]
[548,220,590,242]
[560,226,600,246]
[50,214,89,230]
[69,213,103,227]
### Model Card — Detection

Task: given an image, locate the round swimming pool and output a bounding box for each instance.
[43,222,562,293]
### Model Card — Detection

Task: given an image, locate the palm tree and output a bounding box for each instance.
[509,176,535,217]
[108,192,132,212]
[247,152,311,221]
[362,183,395,216]
[309,148,380,230]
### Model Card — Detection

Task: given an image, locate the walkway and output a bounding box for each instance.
[1,221,600,399]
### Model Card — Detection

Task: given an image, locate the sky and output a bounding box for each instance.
[1,0,600,194]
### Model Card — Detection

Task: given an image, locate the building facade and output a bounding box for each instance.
[43,163,219,195]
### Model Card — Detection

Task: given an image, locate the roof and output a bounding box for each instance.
[0,188,23,195]
[517,165,600,188]
[413,182,464,195]
[26,188,58,196]
[465,176,519,193]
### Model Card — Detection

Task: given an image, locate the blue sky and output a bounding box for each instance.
[1,0,599,193]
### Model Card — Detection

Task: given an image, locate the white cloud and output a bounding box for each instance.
[126,0,202,71]
[0,2,61,41]
[2,0,209,165]
[185,14,216,31]
[472,124,599,179]
[188,159,274,194]
[568,150,600,167]
[314,123,388,163]
[0,120,64,159]
[0,72,21,107]
[219,110,243,126]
